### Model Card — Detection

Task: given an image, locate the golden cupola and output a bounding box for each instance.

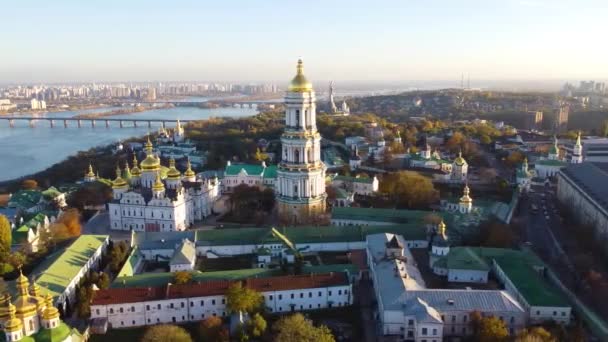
[140,136,161,171]
[42,292,59,322]
[460,184,472,204]
[152,172,165,192]
[438,220,447,239]
[85,163,95,178]
[4,302,22,333]
[30,282,46,313]
[184,159,196,178]
[166,158,181,180]
[112,166,128,190]
[454,150,467,166]
[14,270,37,317]
[130,154,142,178]
[288,58,313,92]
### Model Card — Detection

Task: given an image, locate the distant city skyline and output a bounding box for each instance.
[1,0,607,83]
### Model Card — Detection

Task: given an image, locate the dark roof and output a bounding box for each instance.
[560,162,608,213]
[92,272,348,305]
[387,235,404,249]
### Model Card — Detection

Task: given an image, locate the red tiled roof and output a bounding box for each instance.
[92,272,348,306]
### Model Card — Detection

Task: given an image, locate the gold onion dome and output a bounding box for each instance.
[4,303,22,332]
[140,136,161,171]
[460,184,472,203]
[166,158,181,180]
[288,58,313,92]
[152,172,165,192]
[30,282,45,311]
[437,220,448,239]
[112,166,128,189]
[131,154,142,177]
[14,270,37,316]
[454,151,467,166]
[42,293,59,320]
[85,163,95,177]
[184,159,195,178]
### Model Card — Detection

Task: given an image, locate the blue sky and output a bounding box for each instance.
[1,0,606,83]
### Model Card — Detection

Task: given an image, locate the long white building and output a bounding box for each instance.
[90,272,352,329]
[108,138,220,232]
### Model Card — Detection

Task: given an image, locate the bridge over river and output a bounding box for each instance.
[0,117,194,129]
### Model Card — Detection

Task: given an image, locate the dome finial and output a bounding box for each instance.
[288,58,313,92]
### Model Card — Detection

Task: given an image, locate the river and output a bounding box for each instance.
[0,105,257,181]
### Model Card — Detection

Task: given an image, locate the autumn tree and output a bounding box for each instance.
[248,312,267,338]
[98,273,111,289]
[254,148,268,162]
[226,282,264,314]
[470,312,509,342]
[0,215,11,254]
[21,179,38,190]
[199,316,229,342]
[505,151,525,168]
[173,271,193,285]
[60,208,82,237]
[272,313,335,342]
[141,324,193,342]
[109,240,129,273]
[515,327,557,342]
[379,171,439,209]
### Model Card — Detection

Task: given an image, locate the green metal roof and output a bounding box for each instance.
[331,207,428,224]
[41,187,62,200]
[536,159,567,167]
[443,247,566,307]
[225,163,265,176]
[195,225,427,246]
[493,257,568,307]
[8,190,42,209]
[34,235,108,301]
[263,165,277,179]
[31,322,72,342]
[116,247,142,278]
[13,213,47,244]
[112,264,358,289]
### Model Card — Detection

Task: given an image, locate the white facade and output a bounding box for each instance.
[276,59,327,223]
[109,143,220,232]
[91,275,352,329]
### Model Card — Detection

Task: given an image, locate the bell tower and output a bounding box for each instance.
[276,59,327,224]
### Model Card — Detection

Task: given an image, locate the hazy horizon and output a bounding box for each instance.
[1,0,607,84]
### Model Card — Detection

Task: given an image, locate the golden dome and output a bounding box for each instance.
[5,303,22,333]
[42,293,59,321]
[438,220,447,237]
[141,137,161,171]
[184,159,195,178]
[152,172,165,192]
[14,270,37,316]
[112,166,128,189]
[166,158,181,180]
[288,58,313,92]
[85,163,95,178]
[460,185,472,203]
[131,154,142,177]
[454,151,467,166]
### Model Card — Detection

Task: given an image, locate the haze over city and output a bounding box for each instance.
[1,0,607,85]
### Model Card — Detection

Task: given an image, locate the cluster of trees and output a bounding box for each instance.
[226,184,275,224]
[186,112,285,170]
[463,219,516,248]
[75,270,111,318]
[68,181,113,212]
[377,171,439,209]
[108,240,130,273]
[140,312,333,342]
[43,208,82,243]
[0,215,14,275]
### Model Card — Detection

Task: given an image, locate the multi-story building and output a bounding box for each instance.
[329,174,379,196]
[366,233,527,341]
[276,59,327,224]
[555,104,569,133]
[108,138,220,232]
[535,136,568,178]
[221,161,276,192]
[557,162,608,237]
[90,273,352,329]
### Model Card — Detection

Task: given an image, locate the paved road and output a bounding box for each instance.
[516,186,576,286]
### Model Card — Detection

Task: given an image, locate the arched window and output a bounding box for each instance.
[295,110,300,127]
[294,149,300,163]
[293,184,298,197]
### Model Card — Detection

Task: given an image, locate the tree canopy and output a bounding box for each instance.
[141,324,192,342]
[226,282,264,314]
[0,215,11,253]
[470,312,509,342]
[173,271,193,285]
[272,313,335,342]
[378,171,439,209]
[199,316,229,342]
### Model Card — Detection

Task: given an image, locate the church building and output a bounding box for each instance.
[276,59,327,224]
